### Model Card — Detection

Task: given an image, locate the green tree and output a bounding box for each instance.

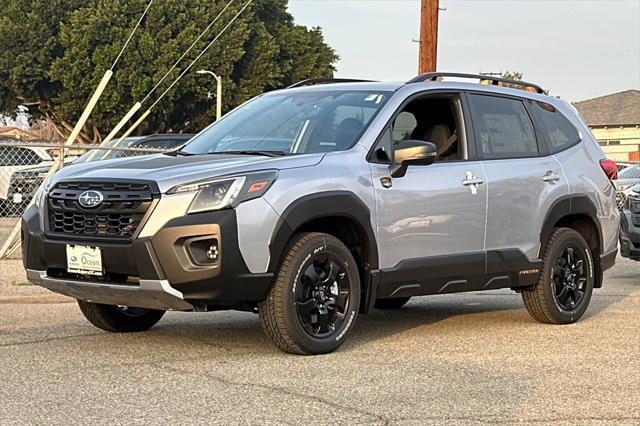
[0,0,338,141]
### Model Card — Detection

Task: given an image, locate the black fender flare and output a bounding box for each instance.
[268,191,379,313]
[539,195,603,258]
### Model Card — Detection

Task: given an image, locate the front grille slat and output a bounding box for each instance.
[46,181,153,240]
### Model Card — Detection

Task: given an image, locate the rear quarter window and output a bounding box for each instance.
[528,101,580,153]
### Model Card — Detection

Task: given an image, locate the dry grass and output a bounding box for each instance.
[0,259,70,303]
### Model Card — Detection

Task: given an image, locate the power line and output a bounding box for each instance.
[148,0,253,111]
[141,0,236,103]
[111,0,154,71]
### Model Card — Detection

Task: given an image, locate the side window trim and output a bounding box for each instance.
[466,91,548,160]
[367,90,475,164]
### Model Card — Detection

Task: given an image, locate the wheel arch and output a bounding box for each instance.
[540,194,604,288]
[268,191,379,313]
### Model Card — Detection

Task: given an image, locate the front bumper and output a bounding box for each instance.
[22,205,273,310]
[26,269,193,311]
[620,207,640,260]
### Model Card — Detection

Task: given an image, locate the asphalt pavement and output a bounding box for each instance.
[1,257,639,425]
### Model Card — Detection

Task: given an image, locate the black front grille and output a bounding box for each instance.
[47,181,154,240]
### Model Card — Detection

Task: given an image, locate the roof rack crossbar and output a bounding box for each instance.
[406,72,547,95]
[287,78,375,89]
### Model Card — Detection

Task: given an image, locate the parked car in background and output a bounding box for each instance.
[22,74,619,354]
[0,143,54,216]
[619,184,640,260]
[616,162,634,172]
[613,163,640,210]
[6,134,194,217]
[75,134,194,163]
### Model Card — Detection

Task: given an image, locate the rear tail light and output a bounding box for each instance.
[599,159,618,180]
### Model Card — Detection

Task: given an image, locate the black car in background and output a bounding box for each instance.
[620,184,640,261]
[6,134,193,217]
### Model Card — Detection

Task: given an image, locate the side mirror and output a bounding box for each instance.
[389,140,437,178]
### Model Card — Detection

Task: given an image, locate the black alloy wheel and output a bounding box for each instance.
[295,255,350,338]
[552,246,587,311]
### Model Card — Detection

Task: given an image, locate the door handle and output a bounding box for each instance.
[462,170,484,186]
[543,171,560,182]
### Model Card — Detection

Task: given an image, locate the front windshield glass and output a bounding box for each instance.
[182,90,390,156]
[619,164,640,179]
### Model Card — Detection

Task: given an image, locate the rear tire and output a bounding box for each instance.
[375,297,411,310]
[258,232,360,355]
[522,228,595,324]
[77,300,165,332]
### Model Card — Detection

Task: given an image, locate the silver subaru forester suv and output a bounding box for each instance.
[22,73,619,354]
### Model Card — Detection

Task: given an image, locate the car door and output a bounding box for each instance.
[467,93,569,287]
[369,93,487,298]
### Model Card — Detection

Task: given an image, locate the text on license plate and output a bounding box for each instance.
[66,245,103,276]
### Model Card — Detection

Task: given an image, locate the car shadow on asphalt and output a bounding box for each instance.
[143,291,529,354]
[148,280,638,354]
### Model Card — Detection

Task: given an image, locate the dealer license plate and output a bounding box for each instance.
[66,245,103,276]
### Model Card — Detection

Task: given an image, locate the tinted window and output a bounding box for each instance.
[528,101,580,153]
[470,95,538,159]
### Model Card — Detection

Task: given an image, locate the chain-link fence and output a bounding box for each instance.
[0,140,167,259]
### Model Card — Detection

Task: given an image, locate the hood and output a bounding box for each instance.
[52,152,324,193]
[614,178,640,191]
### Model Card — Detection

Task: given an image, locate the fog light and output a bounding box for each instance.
[206,243,219,261]
[187,238,219,265]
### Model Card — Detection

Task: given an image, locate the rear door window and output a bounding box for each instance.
[528,101,580,153]
[469,94,538,159]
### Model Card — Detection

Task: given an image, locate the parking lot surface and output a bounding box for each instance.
[1,257,639,425]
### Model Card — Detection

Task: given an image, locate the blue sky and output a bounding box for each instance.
[289,0,640,102]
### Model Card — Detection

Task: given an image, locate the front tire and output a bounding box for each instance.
[77,300,165,332]
[522,228,595,324]
[258,232,360,355]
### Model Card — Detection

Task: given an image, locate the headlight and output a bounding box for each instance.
[168,171,277,214]
[628,197,640,213]
[34,175,53,210]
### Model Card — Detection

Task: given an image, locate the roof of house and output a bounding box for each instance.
[573,90,640,127]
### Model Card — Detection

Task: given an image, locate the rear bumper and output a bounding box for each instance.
[22,205,273,309]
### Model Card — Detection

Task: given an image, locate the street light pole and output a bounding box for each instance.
[196,69,222,120]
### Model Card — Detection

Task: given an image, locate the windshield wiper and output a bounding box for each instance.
[210,150,287,158]
[165,149,195,156]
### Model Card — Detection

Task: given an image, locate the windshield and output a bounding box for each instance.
[619,164,640,179]
[181,90,390,156]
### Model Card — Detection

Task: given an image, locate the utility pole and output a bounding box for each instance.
[419,0,439,73]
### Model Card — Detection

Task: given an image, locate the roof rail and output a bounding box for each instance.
[287,78,375,89]
[406,72,547,95]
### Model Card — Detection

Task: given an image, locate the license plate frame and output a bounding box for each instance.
[66,245,103,276]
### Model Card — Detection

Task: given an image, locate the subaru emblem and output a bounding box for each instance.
[78,190,104,208]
